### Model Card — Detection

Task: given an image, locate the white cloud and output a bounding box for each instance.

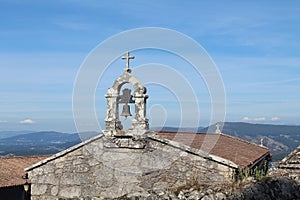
[242,116,266,121]
[19,119,36,124]
[253,117,266,121]
[271,117,280,121]
[242,116,281,122]
[0,120,8,123]
[242,117,250,121]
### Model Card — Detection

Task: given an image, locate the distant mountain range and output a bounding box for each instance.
[0,130,35,139]
[0,131,99,157]
[0,122,299,161]
[151,126,205,132]
[164,122,300,161]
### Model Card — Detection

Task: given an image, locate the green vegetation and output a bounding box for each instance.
[234,162,268,181]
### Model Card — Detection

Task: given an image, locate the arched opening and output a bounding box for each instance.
[104,58,149,134]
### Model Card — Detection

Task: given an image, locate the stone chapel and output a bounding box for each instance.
[25,52,271,199]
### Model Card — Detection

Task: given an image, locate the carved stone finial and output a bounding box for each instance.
[121,51,135,73]
[215,123,221,134]
[260,138,264,146]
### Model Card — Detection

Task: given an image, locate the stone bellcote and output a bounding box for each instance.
[104,52,149,137]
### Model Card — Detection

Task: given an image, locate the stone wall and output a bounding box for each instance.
[27,135,234,199]
[230,177,300,200]
[116,177,300,200]
[277,168,300,183]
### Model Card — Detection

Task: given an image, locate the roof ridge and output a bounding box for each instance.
[158,131,269,151]
[219,133,269,150]
[147,131,238,168]
[155,131,270,167]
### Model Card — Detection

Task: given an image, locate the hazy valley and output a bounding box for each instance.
[0,122,299,161]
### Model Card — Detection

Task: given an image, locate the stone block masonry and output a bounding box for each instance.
[27,134,234,199]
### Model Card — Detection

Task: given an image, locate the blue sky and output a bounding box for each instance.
[0,1,299,132]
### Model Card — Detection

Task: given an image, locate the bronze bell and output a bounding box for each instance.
[121,103,132,118]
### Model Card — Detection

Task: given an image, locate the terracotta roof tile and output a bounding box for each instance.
[0,155,50,187]
[156,131,270,167]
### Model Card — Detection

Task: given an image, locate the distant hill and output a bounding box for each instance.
[153,122,300,161]
[203,122,300,161]
[0,123,299,161]
[151,126,204,132]
[0,130,36,139]
[0,131,79,145]
[0,131,99,157]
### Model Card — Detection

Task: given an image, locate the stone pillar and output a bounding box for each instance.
[105,90,122,131]
[132,92,149,131]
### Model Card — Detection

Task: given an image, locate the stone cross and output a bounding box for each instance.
[122,51,135,72]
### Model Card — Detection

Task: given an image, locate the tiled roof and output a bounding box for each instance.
[278,145,300,169]
[0,155,50,187]
[156,131,270,167]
